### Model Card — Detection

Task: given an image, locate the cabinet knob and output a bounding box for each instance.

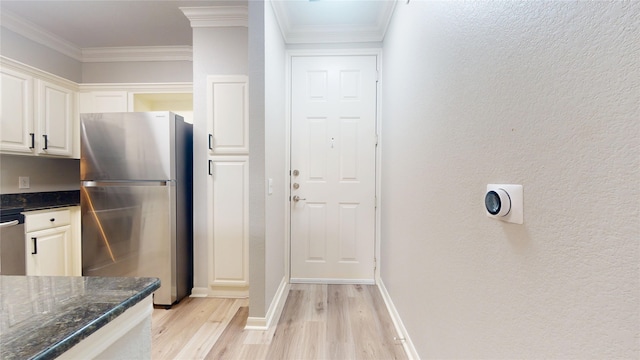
[50,218,55,222]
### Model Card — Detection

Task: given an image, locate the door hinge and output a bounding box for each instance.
[376,71,380,82]
[375,134,379,146]
[374,257,377,271]
[375,196,378,209]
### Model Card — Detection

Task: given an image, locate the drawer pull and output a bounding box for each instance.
[32,237,38,255]
[50,218,55,222]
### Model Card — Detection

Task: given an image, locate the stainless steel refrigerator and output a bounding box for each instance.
[80,112,193,306]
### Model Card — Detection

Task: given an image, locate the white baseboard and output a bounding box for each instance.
[190,287,209,298]
[290,278,375,285]
[245,277,290,330]
[377,278,420,360]
[189,286,248,298]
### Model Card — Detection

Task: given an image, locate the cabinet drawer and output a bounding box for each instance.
[25,209,71,232]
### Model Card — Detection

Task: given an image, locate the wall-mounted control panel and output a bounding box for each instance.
[485,184,523,224]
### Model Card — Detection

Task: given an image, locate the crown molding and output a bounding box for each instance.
[1,10,193,63]
[1,10,83,61]
[377,0,398,42]
[180,6,248,28]
[285,26,384,45]
[82,46,193,62]
[270,0,397,44]
[1,56,78,89]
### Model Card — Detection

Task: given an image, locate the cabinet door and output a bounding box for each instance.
[37,80,75,156]
[79,91,128,113]
[206,76,248,155]
[26,225,71,276]
[1,67,34,154]
[209,157,249,292]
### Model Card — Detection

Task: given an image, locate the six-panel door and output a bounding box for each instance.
[290,55,378,282]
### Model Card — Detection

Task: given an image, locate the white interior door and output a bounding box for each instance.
[290,55,378,283]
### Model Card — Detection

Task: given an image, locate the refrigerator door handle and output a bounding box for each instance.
[82,180,173,187]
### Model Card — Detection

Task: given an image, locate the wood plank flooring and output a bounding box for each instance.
[151,284,407,359]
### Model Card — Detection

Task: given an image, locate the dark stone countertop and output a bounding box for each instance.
[0,276,160,360]
[0,191,80,212]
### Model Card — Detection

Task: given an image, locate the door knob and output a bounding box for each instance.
[292,195,306,202]
[292,169,300,176]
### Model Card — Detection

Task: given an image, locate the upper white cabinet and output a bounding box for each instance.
[0,57,79,158]
[0,67,34,154]
[37,80,75,157]
[78,91,128,113]
[206,75,248,155]
[78,84,193,123]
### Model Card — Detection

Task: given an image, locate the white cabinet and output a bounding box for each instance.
[0,57,79,158]
[26,226,71,276]
[24,207,80,276]
[206,75,249,155]
[78,91,128,113]
[36,80,75,157]
[0,67,34,154]
[205,75,249,297]
[208,157,249,293]
[78,84,193,122]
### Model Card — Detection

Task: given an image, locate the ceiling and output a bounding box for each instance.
[0,0,396,54]
[0,0,241,48]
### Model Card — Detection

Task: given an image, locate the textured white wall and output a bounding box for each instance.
[381,1,639,358]
[192,26,248,291]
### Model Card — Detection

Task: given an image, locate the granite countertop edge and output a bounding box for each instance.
[32,278,160,360]
[23,203,80,212]
[0,190,80,212]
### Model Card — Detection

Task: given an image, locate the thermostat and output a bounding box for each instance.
[485,184,523,224]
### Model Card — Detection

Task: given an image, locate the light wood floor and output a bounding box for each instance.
[151,284,407,359]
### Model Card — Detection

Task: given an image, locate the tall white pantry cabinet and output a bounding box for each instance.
[206,75,249,297]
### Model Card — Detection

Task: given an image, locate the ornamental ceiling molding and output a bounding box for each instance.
[1,9,194,63]
[180,6,249,28]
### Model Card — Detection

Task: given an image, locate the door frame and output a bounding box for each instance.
[284,48,383,284]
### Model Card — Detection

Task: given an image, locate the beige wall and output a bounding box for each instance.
[247,0,288,319]
[0,27,83,83]
[380,1,639,358]
[263,0,287,316]
[191,25,248,292]
[0,155,79,194]
[248,0,267,317]
[82,61,192,83]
